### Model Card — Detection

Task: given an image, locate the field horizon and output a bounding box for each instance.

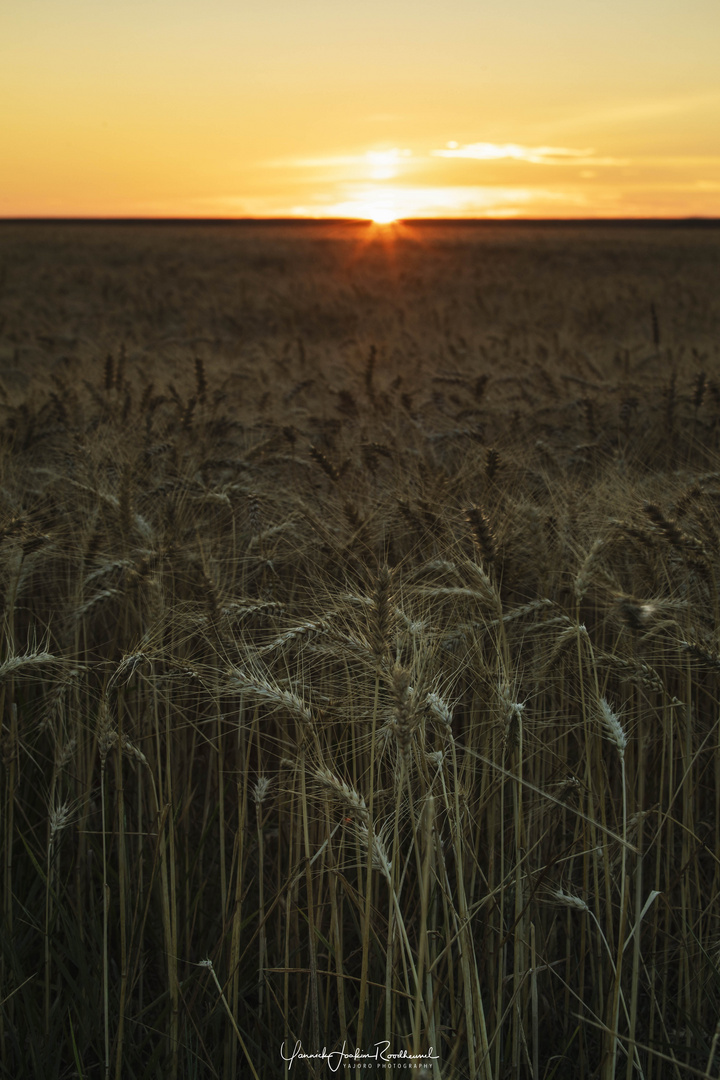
[4,217,720,226]
[1,221,720,1078]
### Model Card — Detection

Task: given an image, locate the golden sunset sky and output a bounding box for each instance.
[2,0,719,219]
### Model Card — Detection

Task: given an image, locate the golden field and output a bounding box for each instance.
[1,220,720,1079]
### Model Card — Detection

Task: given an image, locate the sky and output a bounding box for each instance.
[1,0,719,220]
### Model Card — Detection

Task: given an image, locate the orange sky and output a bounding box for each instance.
[1,0,719,219]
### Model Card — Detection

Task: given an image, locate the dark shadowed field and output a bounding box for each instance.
[1,220,720,1079]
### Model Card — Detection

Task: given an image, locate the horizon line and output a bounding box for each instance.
[1,215,719,228]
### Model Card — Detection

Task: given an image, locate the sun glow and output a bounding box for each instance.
[365,148,411,180]
[330,189,407,223]
[312,182,573,222]
[366,206,397,224]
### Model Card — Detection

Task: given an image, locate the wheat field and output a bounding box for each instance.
[1,220,720,1079]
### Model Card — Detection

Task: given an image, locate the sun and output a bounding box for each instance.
[368,207,397,225]
[321,190,408,224]
[354,200,399,224]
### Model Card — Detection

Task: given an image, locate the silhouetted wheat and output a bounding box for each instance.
[1,221,720,1080]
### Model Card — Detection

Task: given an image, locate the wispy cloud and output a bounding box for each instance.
[290,183,585,220]
[204,136,719,220]
[433,142,625,166]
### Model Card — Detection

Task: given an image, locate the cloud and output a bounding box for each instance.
[297,183,586,220]
[433,142,625,166]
